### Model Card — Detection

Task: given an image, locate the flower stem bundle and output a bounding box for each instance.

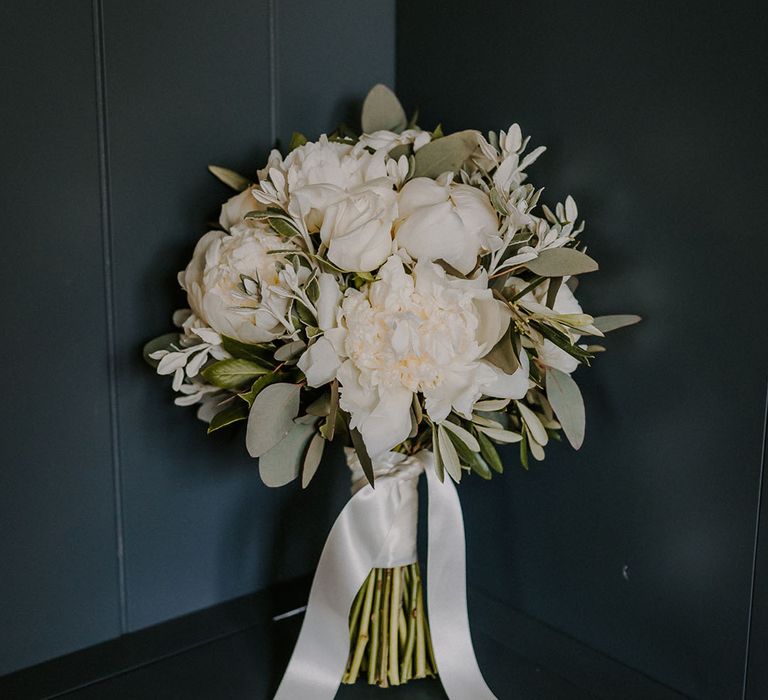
[343,563,436,687]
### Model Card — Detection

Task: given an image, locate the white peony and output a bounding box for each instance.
[179,223,294,344]
[285,136,387,190]
[298,256,528,457]
[218,187,264,231]
[395,177,501,274]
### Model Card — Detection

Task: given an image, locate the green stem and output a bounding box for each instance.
[366,569,383,685]
[344,571,376,684]
[344,563,438,686]
[380,569,391,686]
[389,566,401,685]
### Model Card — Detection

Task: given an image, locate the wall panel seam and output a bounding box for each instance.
[742,376,768,699]
[269,0,278,145]
[92,0,128,635]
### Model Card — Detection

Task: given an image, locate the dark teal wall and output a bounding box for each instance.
[397,3,768,699]
[0,0,394,675]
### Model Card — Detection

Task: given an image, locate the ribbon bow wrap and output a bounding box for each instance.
[274,449,496,700]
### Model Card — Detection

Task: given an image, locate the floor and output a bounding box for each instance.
[1,579,688,700]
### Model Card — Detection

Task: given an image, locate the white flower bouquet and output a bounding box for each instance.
[145,85,638,697]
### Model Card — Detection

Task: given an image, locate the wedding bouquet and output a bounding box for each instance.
[145,85,638,698]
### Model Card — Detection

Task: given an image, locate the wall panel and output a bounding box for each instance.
[397,2,768,698]
[0,0,120,675]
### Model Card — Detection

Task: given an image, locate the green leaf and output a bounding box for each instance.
[412,130,480,179]
[546,368,585,449]
[269,217,301,238]
[387,143,412,160]
[221,336,276,366]
[437,424,462,483]
[447,430,491,480]
[288,131,308,151]
[320,380,339,441]
[592,314,642,333]
[476,426,522,443]
[531,320,594,365]
[208,165,249,191]
[350,427,375,487]
[484,326,519,374]
[441,420,480,452]
[201,358,269,389]
[519,431,530,470]
[361,84,407,134]
[142,333,180,367]
[545,277,563,308]
[245,383,301,458]
[238,373,281,407]
[477,430,504,473]
[489,188,510,216]
[524,248,599,277]
[258,421,316,487]
[301,432,325,488]
[516,401,549,446]
[207,402,248,434]
[432,426,445,482]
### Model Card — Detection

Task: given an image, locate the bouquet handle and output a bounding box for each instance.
[273,451,496,700]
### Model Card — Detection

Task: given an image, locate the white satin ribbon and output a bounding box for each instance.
[273,450,496,700]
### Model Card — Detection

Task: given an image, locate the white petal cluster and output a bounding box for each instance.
[299,256,529,456]
[179,223,295,344]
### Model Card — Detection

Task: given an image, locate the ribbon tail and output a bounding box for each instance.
[426,464,497,700]
[273,479,404,699]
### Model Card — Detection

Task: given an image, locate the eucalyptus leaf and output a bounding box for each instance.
[301,432,325,488]
[388,143,412,160]
[592,314,642,333]
[412,130,480,179]
[201,358,269,389]
[238,373,281,407]
[142,333,180,367]
[546,368,585,449]
[275,340,306,362]
[246,383,301,458]
[207,402,248,434]
[208,165,249,192]
[258,421,316,487]
[524,248,599,277]
[361,84,407,134]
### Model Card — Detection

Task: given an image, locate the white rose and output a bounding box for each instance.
[395,178,500,274]
[315,256,528,457]
[179,223,293,344]
[219,187,263,231]
[319,181,397,272]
